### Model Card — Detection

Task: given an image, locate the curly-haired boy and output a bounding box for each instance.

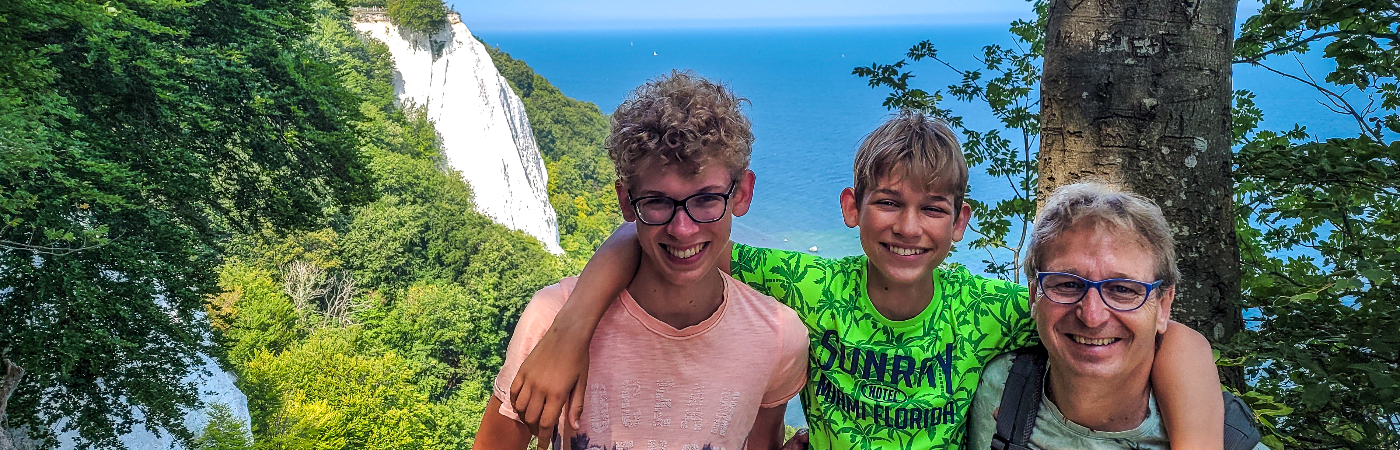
[473,71,807,450]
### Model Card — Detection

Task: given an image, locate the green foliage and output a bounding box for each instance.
[210,262,304,367]
[483,42,624,272]
[1227,1,1400,447]
[194,403,254,450]
[241,327,440,450]
[852,0,1048,283]
[360,283,506,398]
[204,3,575,447]
[0,0,371,446]
[386,0,446,36]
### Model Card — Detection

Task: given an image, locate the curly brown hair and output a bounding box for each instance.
[607,70,753,186]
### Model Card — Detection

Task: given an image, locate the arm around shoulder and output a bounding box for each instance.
[507,223,640,435]
[1153,320,1225,450]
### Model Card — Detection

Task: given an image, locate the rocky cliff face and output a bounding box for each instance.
[353,11,564,255]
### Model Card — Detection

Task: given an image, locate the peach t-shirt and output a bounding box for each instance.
[493,273,808,450]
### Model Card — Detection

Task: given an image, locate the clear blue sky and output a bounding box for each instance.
[449,0,1267,32]
[447,0,1041,32]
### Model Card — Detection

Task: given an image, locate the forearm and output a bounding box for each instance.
[552,222,640,339]
[1153,320,1224,450]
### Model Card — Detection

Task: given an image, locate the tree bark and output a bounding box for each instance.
[1040,0,1244,389]
[0,359,25,450]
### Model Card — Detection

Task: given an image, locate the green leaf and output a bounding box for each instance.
[1301,383,1331,407]
[1360,268,1391,285]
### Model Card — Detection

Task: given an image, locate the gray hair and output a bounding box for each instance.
[1023,182,1181,287]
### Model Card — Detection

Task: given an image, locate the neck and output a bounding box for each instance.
[1045,363,1153,432]
[864,261,934,321]
[627,264,725,330]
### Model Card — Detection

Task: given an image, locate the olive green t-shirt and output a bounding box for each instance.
[731,243,1037,449]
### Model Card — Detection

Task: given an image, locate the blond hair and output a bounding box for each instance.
[607,70,753,185]
[851,110,968,211]
[1023,182,1181,287]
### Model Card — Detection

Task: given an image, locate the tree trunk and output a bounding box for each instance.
[0,359,25,450]
[1039,0,1244,389]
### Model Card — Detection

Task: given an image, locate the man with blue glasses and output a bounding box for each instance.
[966,182,1266,450]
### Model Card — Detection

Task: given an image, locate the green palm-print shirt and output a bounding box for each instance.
[731,243,1037,450]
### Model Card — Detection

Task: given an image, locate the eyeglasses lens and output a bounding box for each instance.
[686,194,727,222]
[1041,274,1148,310]
[635,193,728,225]
[637,198,678,224]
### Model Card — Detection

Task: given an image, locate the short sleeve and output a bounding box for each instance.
[965,353,1016,450]
[730,241,836,311]
[491,281,570,421]
[729,242,780,293]
[760,307,810,407]
[959,270,1038,356]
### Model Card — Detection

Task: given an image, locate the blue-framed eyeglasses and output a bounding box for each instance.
[627,181,738,226]
[1035,271,1164,312]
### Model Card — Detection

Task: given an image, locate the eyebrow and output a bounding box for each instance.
[1047,269,1148,280]
[635,183,730,198]
[870,189,952,203]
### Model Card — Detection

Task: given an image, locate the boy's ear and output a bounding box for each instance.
[615,180,637,222]
[729,170,757,217]
[951,201,973,242]
[840,187,860,228]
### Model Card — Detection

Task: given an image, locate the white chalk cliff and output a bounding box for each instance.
[353,10,564,255]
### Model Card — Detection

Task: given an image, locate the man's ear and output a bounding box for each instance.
[616,180,637,222]
[952,201,973,242]
[730,170,757,217]
[840,187,860,228]
[1156,285,1175,333]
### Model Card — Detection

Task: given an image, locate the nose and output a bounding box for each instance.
[667,207,700,238]
[1075,287,1113,328]
[891,206,920,237]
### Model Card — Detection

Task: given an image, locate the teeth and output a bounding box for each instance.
[1071,335,1118,346]
[888,245,927,256]
[666,243,705,259]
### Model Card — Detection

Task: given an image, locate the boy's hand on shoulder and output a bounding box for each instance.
[510,321,591,448]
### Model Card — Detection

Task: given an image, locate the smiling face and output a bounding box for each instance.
[1033,222,1174,382]
[617,159,754,289]
[840,169,971,289]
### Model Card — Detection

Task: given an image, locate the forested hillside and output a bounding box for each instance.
[1,0,610,447]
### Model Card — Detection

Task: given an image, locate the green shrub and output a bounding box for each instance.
[387,0,446,35]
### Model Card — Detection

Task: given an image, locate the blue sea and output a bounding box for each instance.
[474,23,1352,427]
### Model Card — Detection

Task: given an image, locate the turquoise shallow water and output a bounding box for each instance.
[475,24,1352,428]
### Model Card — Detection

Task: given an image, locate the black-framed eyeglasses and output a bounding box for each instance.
[628,181,738,226]
[1035,271,1164,312]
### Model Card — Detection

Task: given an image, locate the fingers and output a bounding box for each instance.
[568,372,588,430]
[510,377,529,415]
[537,394,562,442]
[520,386,547,432]
[537,426,554,450]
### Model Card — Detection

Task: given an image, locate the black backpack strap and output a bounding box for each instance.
[1223,391,1263,450]
[991,346,1048,450]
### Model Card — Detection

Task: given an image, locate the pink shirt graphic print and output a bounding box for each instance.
[494,274,808,450]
